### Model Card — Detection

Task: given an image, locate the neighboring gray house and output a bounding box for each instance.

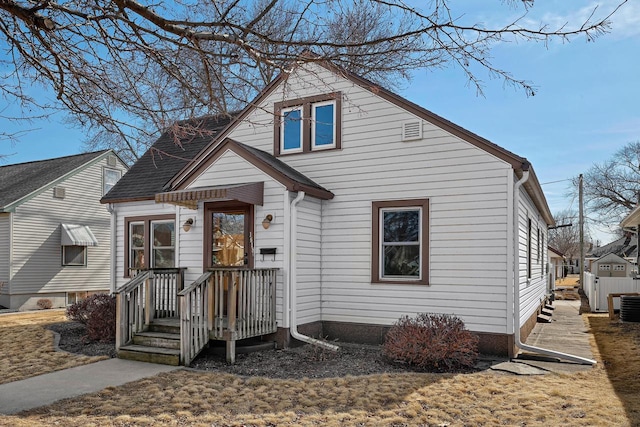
[103,60,554,365]
[0,150,127,310]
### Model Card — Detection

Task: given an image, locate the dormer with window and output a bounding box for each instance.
[274,92,342,156]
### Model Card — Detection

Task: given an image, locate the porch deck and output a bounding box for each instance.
[114,267,278,365]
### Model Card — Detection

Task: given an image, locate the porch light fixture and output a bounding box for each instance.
[183,218,194,232]
[262,214,273,229]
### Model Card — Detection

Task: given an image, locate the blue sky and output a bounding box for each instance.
[1,1,637,244]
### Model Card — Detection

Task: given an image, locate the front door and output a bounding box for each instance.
[204,203,253,268]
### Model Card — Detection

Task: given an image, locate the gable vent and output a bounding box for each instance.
[107,154,117,167]
[402,120,422,141]
[53,186,66,199]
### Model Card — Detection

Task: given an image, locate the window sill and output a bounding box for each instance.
[372,278,429,286]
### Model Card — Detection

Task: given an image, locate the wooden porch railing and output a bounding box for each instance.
[178,272,212,365]
[114,268,186,351]
[210,268,278,362]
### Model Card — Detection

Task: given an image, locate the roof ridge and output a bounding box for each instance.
[0,149,109,169]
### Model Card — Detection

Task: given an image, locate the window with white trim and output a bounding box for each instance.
[614,264,625,271]
[103,168,122,195]
[62,245,86,266]
[372,199,429,285]
[281,106,303,153]
[599,264,611,271]
[311,100,336,149]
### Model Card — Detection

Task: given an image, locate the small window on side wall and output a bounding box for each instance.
[62,245,86,266]
[372,199,429,285]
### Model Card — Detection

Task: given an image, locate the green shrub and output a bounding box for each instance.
[66,293,116,342]
[383,313,479,372]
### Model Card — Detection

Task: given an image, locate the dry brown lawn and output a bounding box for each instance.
[0,310,106,384]
[1,312,639,426]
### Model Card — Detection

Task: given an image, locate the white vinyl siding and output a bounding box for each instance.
[295,195,322,325]
[0,213,10,295]
[517,185,549,328]
[182,150,288,324]
[10,155,126,296]
[225,64,514,334]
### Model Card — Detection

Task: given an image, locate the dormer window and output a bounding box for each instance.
[275,92,341,156]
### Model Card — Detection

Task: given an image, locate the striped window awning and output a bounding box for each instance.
[61,224,99,246]
[155,182,264,209]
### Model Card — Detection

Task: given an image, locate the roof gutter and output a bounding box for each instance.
[513,165,595,365]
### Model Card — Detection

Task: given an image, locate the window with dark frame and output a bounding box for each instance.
[527,218,532,279]
[274,92,341,156]
[371,199,429,285]
[124,215,175,276]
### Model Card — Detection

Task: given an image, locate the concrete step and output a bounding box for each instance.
[133,331,181,350]
[118,344,180,366]
[537,313,552,323]
[541,308,554,317]
[544,304,555,311]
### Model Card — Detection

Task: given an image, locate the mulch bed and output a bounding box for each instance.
[47,321,412,378]
[48,321,494,378]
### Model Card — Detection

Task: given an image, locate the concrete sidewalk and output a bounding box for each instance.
[0,358,178,415]
[515,299,596,373]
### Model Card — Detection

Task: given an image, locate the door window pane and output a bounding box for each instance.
[212,212,245,266]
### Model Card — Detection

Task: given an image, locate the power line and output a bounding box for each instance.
[541,178,573,186]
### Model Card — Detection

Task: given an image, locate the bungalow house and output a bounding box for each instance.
[0,150,127,310]
[102,60,554,365]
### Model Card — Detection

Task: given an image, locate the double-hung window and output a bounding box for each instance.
[372,199,429,285]
[275,92,341,156]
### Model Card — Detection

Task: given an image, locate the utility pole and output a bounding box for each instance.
[579,174,584,290]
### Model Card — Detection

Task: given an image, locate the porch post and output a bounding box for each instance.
[226,271,238,363]
[115,292,123,350]
[144,273,155,326]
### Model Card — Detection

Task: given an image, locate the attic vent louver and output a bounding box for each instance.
[402,120,422,141]
[107,154,117,167]
[53,186,66,199]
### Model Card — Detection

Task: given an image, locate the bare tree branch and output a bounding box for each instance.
[0,0,628,161]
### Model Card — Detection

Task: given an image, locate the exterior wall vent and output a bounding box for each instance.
[107,154,117,167]
[53,186,66,199]
[402,120,422,141]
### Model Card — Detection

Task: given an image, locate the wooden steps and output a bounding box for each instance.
[118,319,181,366]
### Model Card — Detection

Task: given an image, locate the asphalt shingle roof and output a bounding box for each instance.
[0,150,108,211]
[101,115,233,203]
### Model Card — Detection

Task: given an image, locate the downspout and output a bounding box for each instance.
[513,166,596,365]
[290,191,339,351]
[107,204,117,293]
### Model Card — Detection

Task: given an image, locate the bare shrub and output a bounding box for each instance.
[383,313,479,372]
[36,299,53,310]
[66,294,116,342]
